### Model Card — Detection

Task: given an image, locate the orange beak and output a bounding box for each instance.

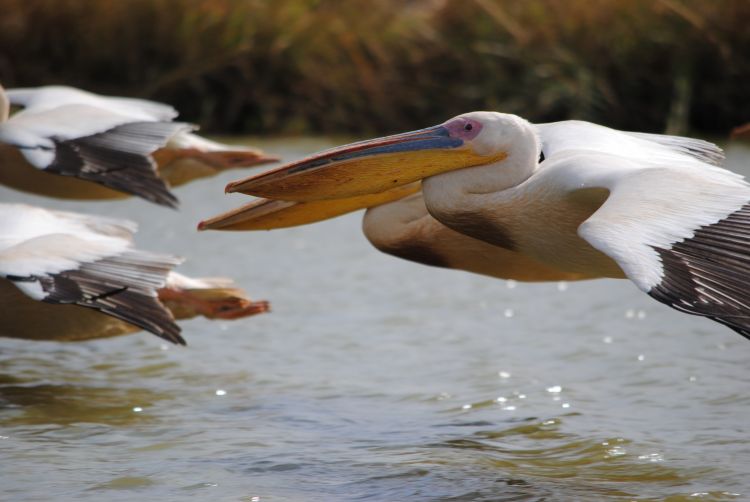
[224,124,503,201]
[199,183,421,231]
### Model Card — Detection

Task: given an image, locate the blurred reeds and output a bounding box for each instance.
[0,0,747,135]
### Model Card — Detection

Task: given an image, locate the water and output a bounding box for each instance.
[1,139,750,501]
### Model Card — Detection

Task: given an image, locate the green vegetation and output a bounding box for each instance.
[0,0,747,135]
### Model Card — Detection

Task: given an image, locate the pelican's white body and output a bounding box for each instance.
[211,109,750,339]
[422,113,747,291]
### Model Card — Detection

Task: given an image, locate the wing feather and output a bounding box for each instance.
[556,151,750,339]
[7,86,177,121]
[537,121,725,167]
[625,131,724,166]
[47,121,191,207]
[0,103,194,206]
[36,250,185,344]
[0,204,185,344]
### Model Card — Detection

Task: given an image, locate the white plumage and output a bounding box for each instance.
[6,85,178,121]
[0,204,271,343]
[0,203,184,343]
[0,203,138,281]
[221,112,750,339]
[0,103,189,169]
[419,114,747,291]
[0,85,277,207]
[0,84,189,207]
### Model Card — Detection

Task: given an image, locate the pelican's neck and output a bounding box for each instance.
[0,85,8,123]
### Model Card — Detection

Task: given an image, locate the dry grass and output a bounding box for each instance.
[0,0,747,135]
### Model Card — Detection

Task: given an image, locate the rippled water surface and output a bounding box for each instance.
[2,139,750,501]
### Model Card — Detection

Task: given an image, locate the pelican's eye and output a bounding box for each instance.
[445,117,482,140]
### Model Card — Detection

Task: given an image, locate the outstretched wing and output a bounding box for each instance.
[48,121,190,207]
[537,120,725,166]
[625,131,724,166]
[0,105,192,207]
[0,205,185,344]
[554,150,750,339]
[7,85,178,121]
[1,236,185,345]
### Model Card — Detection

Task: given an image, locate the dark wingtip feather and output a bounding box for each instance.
[48,121,191,208]
[649,203,750,340]
[38,250,188,344]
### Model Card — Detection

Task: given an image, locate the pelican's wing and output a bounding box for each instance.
[624,132,724,166]
[0,203,138,251]
[537,121,724,166]
[554,151,750,338]
[7,85,177,121]
[0,105,192,207]
[0,205,185,344]
[363,192,589,282]
[2,240,185,345]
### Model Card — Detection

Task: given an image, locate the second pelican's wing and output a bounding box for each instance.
[0,105,192,207]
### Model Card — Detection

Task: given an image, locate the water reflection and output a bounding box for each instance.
[0,380,168,427]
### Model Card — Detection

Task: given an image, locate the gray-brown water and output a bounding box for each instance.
[1,139,750,502]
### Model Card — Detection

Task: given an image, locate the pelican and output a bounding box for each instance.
[0,204,269,344]
[0,85,277,207]
[199,185,588,282]
[207,112,750,340]
[0,271,270,343]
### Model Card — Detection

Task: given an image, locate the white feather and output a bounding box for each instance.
[6,85,177,122]
[0,204,136,284]
[0,105,157,169]
[545,150,750,290]
[537,120,727,169]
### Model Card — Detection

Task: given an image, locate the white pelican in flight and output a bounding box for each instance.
[0,85,277,207]
[0,204,269,344]
[206,112,750,339]
[200,185,589,282]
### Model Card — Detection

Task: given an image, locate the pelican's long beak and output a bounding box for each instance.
[224,125,500,201]
[199,183,421,231]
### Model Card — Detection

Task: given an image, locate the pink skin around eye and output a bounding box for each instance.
[444,118,483,140]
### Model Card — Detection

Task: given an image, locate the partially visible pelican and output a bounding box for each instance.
[0,271,269,343]
[212,113,750,340]
[200,185,588,282]
[157,272,269,322]
[0,204,269,343]
[0,85,277,207]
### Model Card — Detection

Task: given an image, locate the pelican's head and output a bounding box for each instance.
[422,112,540,196]
[225,112,531,201]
